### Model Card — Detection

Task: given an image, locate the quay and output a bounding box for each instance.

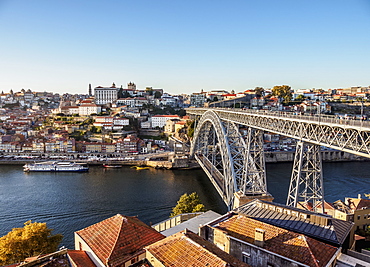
[0,152,198,170]
[0,150,367,169]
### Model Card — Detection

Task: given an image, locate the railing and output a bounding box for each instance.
[187,108,370,128]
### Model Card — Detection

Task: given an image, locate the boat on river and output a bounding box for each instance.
[23,161,89,172]
[131,166,150,170]
[103,164,122,168]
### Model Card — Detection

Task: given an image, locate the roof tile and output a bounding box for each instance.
[76,214,165,267]
[216,215,338,267]
[146,230,250,267]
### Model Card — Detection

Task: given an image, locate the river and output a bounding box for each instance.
[0,162,369,248]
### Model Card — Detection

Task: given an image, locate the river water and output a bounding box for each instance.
[0,162,369,248]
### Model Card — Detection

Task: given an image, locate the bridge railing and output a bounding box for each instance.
[188,108,370,128]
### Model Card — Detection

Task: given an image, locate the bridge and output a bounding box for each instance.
[186,108,370,211]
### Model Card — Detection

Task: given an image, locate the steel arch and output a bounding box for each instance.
[191,110,237,207]
[190,110,268,208]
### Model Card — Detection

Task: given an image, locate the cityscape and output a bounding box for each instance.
[1,1,370,267]
[0,82,369,267]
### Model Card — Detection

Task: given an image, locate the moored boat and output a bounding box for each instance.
[131,166,150,170]
[103,164,122,168]
[23,161,89,172]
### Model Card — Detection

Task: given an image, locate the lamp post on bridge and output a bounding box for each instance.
[361,98,364,127]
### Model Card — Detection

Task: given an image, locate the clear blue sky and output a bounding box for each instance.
[0,0,369,95]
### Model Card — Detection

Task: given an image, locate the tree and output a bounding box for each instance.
[254,87,264,97]
[295,94,306,102]
[170,192,206,217]
[154,91,162,99]
[272,85,292,103]
[0,221,63,266]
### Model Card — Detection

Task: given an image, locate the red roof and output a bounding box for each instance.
[68,250,96,267]
[75,214,165,267]
[216,215,338,267]
[146,230,249,267]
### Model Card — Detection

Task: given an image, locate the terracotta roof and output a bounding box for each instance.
[347,198,370,211]
[216,215,338,267]
[75,214,164,267]
[67,250,96,267]
[236,199,353,246]
[146,230,250,267]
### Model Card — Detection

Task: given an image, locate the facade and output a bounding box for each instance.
[94,83,118,105]
[190,93,206,107]
[151,115,180,128]
[79,104,101,116]
[164,119,180,133]
[117,97,148,107]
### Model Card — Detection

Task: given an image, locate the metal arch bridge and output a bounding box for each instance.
[186,108,370,211]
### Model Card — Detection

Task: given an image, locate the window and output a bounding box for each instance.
[242,252,250,264]
[358,215,361,221]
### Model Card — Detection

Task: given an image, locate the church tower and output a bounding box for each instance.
[127,82,136,90]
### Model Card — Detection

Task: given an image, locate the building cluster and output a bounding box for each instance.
[9,196,370,267]
[190,86,370,114]
[0,83,193,154]
[1,83,370,155]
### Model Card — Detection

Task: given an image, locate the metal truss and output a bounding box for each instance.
[187,108,370,158]
[244,128,267,194]
[191,110,268,208]
[286,141,325,213]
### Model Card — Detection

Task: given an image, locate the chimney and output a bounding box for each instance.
[254,228,265,247]
[358,194,361,199]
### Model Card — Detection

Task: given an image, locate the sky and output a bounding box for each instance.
[0,0,370,95]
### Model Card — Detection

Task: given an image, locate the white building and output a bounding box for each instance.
[79,104,101,116]
[116,97,148,107]
[141,121,151,129]
[113,118,129,126]
[94,83,118,105]
[151,115,180,128]
[190,93,206,107]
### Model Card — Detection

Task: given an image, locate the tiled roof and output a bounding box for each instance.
[146,230,250,267]
[76,214,165,267]
[67,250,96,267]
[215,215,338,267]
[347,198,370,211]
[236,199,353,246]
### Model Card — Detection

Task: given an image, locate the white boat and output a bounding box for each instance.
[23,161,89,172]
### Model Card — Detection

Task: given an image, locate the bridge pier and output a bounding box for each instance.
[286,141,325,213]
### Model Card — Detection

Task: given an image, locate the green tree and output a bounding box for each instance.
[186,120,195,138]
[154,91,162,99]
[272,85,292,103]
[0,221,63,266]
[295,94,306,102]
[170,192,206,217]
